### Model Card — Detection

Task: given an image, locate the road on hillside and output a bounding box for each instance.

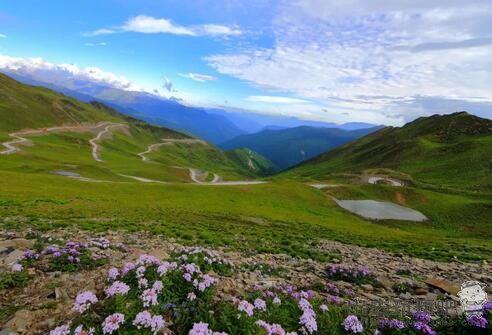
[138,139,267,185]
[0,122,126,162]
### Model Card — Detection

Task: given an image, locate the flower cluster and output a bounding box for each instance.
[342,315,363,334]
[49,253,218,335]
[19,240,108,273]
[327,264,378,285]
[411,312,436,335]
[72,291,98,313]
[189,322,227,335]
[172,247,233,276]
[298,298,317,334]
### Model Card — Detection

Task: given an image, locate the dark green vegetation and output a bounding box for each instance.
[221,125,381,169]
[226,148,279,176]
[0,74,491,263]
[285,112,492,190]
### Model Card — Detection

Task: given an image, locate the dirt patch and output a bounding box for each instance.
[395,191,407,205]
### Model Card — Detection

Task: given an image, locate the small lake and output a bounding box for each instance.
[335,199,427,221]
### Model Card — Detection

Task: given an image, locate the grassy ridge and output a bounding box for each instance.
[284,112,492,190]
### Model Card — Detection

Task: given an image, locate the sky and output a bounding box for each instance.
[0,0,491,125]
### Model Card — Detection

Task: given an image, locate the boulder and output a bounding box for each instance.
[425,277,459,295]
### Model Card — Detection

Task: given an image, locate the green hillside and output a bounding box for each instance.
[226,148,279,176]
[0,73,121,140]
[0,73,256,182]
[284,112,492,190]
[221,125,380,169]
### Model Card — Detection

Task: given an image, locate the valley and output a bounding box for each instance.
[0,73,491,334]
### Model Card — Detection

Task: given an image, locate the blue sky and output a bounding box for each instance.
[1,0,491,125]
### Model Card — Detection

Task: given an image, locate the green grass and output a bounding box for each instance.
[0,170,490,262]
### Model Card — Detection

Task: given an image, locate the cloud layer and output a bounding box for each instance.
[205,0,492,123]
[179,72,218,82]
[0,54,142,91]
[86,15,242,37]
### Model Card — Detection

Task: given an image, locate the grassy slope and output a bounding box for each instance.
[0,73,121,140]
[0,170,490,262]
[284,112,492,190]
[226,148,279,176]
[0,74,256,181]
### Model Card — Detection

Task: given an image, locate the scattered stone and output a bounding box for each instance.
[415,287,428,295]
[361,284,374,291]
[5,310,35,332]
[425,278,459,295]
[55,287,69,301]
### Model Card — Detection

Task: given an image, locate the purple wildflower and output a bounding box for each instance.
[238,300,255,317]
[467,315,488,328]
[73,291,98,313]
[157,262,177,276]
[141,288,158,307]
[183,272,193,282]
[102,313,125,334]
[133,311,165,334]
[254,298,267,311]
[11,263,23,272]
[412,322,437,335]
[413,312,431,323]
[319,304,329,312]
[107,267,119,281]
[342,315,363,334]
[49,324,70,335]
[138,278,148,289]
[105,281,130,297]
[74,325,95,335]
[122,262,135,275]
[188,292,197,301]
[197,274,215,292]
[298,299,317,334]
[152,280,163,293]
[273,297,281,305]
[255,320,286,335]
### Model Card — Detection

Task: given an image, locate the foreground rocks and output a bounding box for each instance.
[0,229,490,334]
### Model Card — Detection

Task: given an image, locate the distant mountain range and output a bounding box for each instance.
[221,125,382,169]
[285,112,492,190]
[1,70,379,145]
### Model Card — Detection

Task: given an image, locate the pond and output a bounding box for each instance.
[335,199,428,221]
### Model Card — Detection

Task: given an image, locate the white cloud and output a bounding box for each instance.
[205,0,492,123]
[195,24,242,36]
[121,15,195,35]
[247,96,310,104]
[179,72,218,82]
[0,34,7,38]
[85,42,107,47]
[0,54,143,91]
[163,77,173,91]
[86,15,242,38]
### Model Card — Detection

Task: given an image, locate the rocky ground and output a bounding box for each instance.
[0,228,490,334]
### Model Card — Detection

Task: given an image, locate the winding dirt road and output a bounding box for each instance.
[1,122,126,163]
[138,140,266,185]
[89,123,126,162]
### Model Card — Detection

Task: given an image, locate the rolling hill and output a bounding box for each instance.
[221,125,381,169]
[285,112,492,190]
[0,73,263,182]
[2,71,246,145]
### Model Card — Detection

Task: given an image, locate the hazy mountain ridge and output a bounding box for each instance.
[221,125,382,169]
